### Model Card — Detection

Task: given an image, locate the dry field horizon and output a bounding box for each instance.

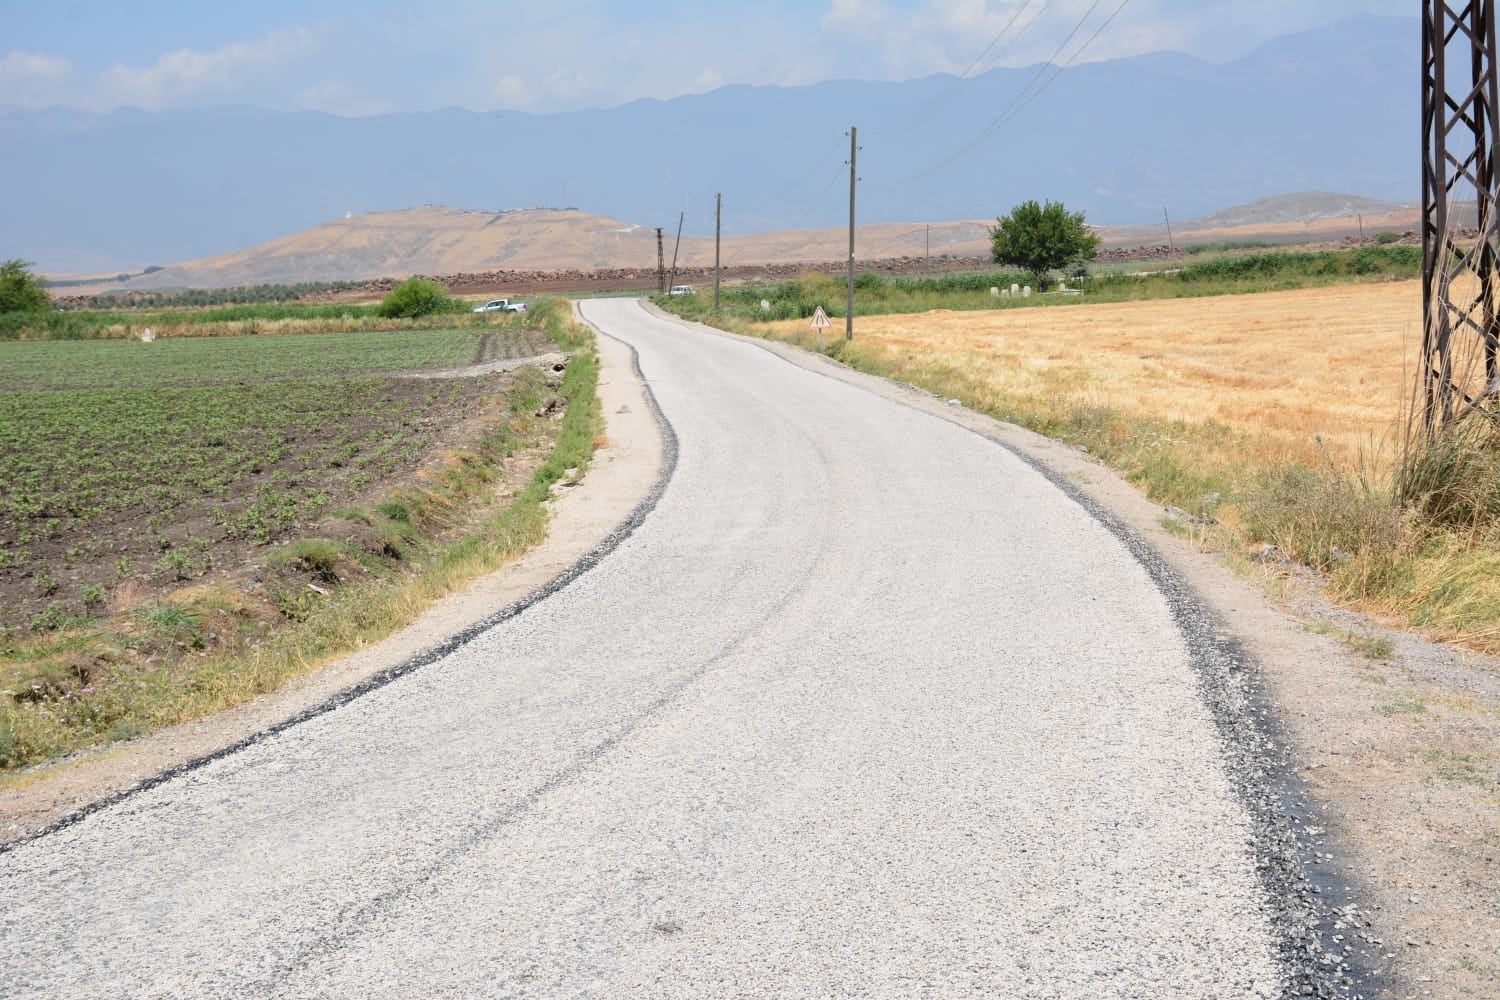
[765,279,1421,476]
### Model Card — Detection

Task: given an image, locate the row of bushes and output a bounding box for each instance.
[55,279,371,310]
[1173,245,1421,281]
[680,268,1041,322]
[659,246,1426,324]
[1183,240,1279,255]
[0,280,477,339]
[0,302,383,340]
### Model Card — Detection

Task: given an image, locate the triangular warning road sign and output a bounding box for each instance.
[810,306,832,329]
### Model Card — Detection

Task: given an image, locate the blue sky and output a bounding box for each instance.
[4,1,1412,116]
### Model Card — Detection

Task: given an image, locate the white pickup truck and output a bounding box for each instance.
[473,298,527,313]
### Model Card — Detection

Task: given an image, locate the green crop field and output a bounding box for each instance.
[0,326,553,391]
[0,298,600,771]
[0,325,556,634]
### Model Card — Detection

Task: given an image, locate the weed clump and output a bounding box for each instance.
[1397,416,1500,530]
[132,602,203,643]
[1245,463,1402,572]
[267,539,347,583]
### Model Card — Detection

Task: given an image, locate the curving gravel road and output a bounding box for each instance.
[1,298,1291,997]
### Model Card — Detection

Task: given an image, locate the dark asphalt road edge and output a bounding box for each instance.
[643,301,1391,1000]
[0,323,681,858]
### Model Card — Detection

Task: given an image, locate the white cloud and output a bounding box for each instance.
[4,2,1411,117]
[538,69,598,105]
[98,29,316,110]
[919,0,1020,34]
[294,80,391,118]
[0,50,72,82]
[493,74,534,109]
[0,50,77,108]
[822,0,891,33]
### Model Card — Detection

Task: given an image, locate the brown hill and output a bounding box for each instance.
[86,208,995,292]
[52,194,1423,293]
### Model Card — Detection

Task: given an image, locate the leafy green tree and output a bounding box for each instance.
[989,201,1101,290]
[0,259,52,314]
[377,276,460,318]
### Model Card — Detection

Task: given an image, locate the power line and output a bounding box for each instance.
[967,0,1133,148]
[717,3,1130,247]
[886,0,1104,181]
[714,3,1131,272]
[772,135,850,203]
[755,138,862,233]
[875,0,1053,135]
[877,0,1131,185]
[812,161,850,202]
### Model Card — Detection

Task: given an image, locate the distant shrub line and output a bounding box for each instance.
[54,279,369,309]
[0,303,389,340]
[1170,245,1421,281]
[658,246,1424,324]
[1183,240,1279,254]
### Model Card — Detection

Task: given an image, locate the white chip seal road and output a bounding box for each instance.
[0,297,1286,998]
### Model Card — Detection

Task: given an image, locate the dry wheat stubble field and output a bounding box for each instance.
[814,281,1416,471]
[758,279,1500,996]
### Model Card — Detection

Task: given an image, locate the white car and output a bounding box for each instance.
[668,285,696,296]
[473,298,526,313]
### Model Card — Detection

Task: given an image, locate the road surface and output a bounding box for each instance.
[1,298,1290,997]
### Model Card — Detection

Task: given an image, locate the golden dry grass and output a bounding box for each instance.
[767,280,1421,472]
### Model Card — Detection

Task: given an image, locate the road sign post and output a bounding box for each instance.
[810,304,832,351]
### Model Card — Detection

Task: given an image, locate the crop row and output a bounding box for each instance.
[0,326,556,392]
[0,299,556,341]
[0,372,503,630]
[54,279,370,308]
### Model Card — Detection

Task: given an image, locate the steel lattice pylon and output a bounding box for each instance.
[1423,1,1500,428]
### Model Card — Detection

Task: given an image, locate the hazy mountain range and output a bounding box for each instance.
[2,14,1416,274]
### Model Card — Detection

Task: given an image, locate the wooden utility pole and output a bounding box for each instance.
[656,227,665,293]
[668,212,684,291]
[925,224,931,273]
[1163,206,1174,253]
[714,193,722,309]
[846,125,858,341]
